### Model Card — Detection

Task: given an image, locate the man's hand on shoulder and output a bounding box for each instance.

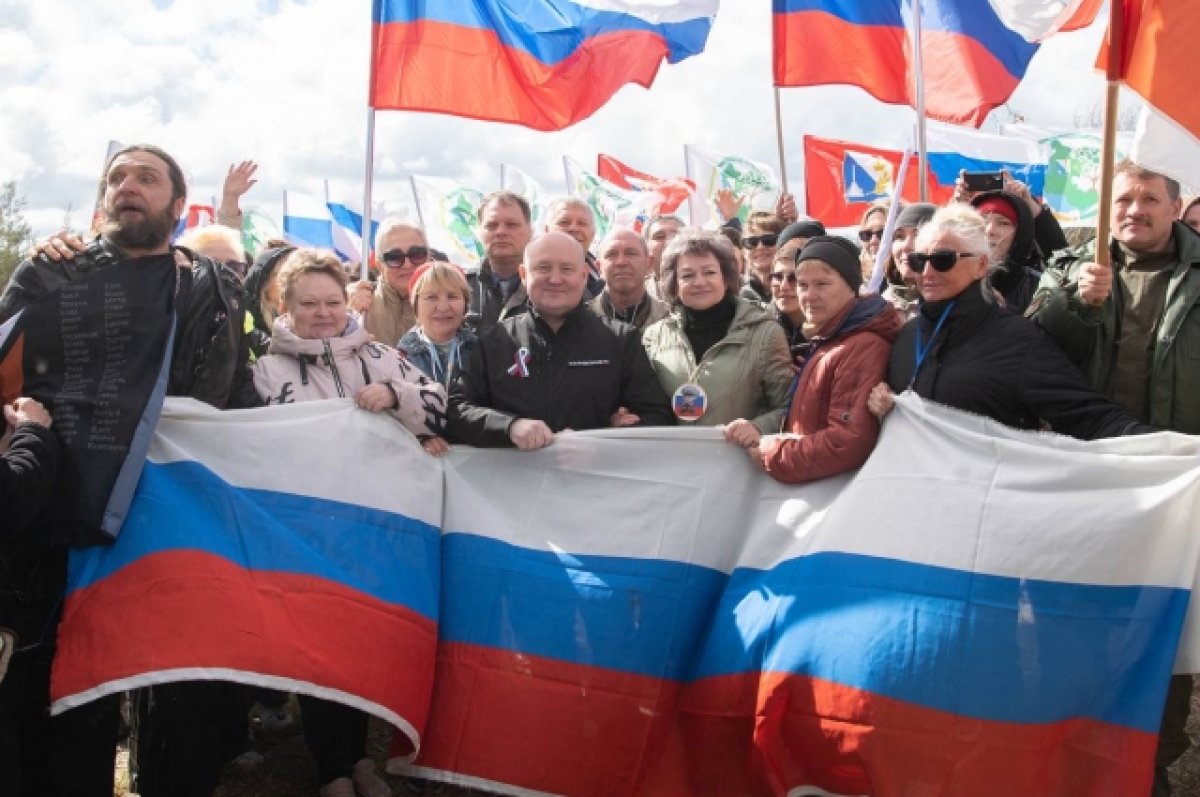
[29,231,86,262]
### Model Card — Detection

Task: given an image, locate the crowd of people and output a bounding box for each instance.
[2,143,1199,797]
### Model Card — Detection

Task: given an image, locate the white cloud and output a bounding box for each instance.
[0,0,1111,237]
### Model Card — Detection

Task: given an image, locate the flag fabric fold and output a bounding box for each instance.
[369,0,719,131]
[51,399,443,758]
[597,153,696,217]
[772,0,1041,127]
[50,393,1200,796]
[1104,0,1200,191]
[564,156,658,240]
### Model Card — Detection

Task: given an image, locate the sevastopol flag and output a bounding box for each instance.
[773,0,1042,127]
[804,126,1045,227]
[369,0,720,131]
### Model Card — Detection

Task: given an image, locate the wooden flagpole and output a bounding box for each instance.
[773,87,789,195]
[1096,1,1125,269]
[912,0,929,202]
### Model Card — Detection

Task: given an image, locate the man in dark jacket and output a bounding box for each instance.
[466,191,534,333]
[0,144,259,797]
[1030,160,1199,797]
[448,231,672,448]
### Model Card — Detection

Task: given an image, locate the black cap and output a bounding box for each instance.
[796,235,862,292]
[895,202,937,230]
[777,219,827,251]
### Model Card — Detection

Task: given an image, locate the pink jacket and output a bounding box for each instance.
[252,318,446,438]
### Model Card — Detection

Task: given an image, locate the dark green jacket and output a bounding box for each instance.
[1029,222,1200,433]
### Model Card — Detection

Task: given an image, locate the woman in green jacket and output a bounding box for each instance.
[642,229,795,445]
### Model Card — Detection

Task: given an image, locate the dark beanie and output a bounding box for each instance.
[796,235,862,292]
[777,218,827,251]
[895,202,937,230]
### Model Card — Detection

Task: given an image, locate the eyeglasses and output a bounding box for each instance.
[769,271,798,285]
[742,234,778,249]
[381,246,429,268]
[906,250,980,273]
[858,229,884,243]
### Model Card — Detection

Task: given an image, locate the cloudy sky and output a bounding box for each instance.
[0,0,1117,236]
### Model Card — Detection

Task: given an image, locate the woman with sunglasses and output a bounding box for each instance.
[737,211,785,303]
[867,205,1148,439]
[857,200,890,284]
[348,219,430,346]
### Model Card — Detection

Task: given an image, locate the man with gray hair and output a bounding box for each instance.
[588,227,669,329]
[448,231,671,449]
[546,195,604,297]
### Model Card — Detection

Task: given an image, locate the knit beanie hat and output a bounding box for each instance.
[795,235,862,292]
[777,218,827,251]
[895,202,938,230]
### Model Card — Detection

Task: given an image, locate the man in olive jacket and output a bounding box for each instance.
[1029,160,1200,797]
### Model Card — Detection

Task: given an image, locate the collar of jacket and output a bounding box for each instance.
[920,280,996,337]
[528,301,588,334]
[809,294,890,343]
[374,277,407,306]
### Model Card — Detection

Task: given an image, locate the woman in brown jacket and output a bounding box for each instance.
[746,236,902,483]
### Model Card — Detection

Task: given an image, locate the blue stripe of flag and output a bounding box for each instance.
[441,533,1185,732]
[772,0,1039,79]
[68,460,441,622]
[373,0,713,66]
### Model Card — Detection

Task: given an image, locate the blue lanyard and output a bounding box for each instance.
[420,332,462,387]
[910,301,955,387]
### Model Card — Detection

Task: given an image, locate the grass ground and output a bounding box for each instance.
[115,684,1200,796]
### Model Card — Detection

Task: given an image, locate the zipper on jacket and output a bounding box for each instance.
[323,340,346,398]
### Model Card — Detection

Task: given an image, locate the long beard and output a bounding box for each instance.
[99,205,177,252]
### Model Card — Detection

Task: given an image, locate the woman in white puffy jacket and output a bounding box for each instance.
[252,248,447,441]
[250,247,444,797]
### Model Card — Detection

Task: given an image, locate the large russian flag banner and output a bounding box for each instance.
[51,399,443,756]
[773,0,1041,127]
[370,0,719,131]
[52,395,1200,796]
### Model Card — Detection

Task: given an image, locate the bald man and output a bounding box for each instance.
[447,231,672,449]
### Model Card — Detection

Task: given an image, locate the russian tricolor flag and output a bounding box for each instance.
[773,0,1043,126]
[369,0,719,131]
[51,396,1200,797]
[51,399,443,757]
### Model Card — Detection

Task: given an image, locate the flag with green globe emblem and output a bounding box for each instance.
[410,176,486,266]
[685,144,779,227]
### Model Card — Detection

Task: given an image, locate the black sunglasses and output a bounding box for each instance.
[381,246,430,268]
[770,271,798,285]
[906,250,980,273]
[858,228,884,242]
[742,234,778,249]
